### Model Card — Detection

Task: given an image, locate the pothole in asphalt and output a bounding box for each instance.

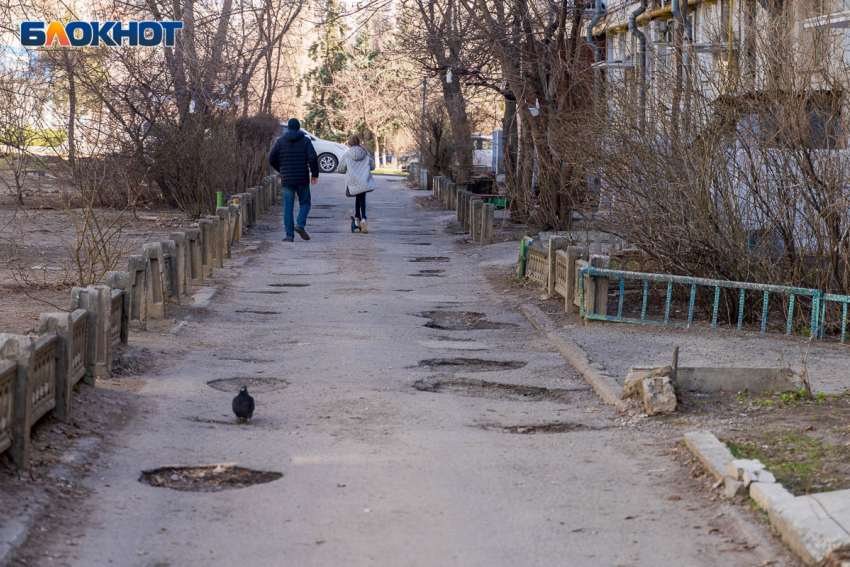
[480,422,600,434]
[235,310,281,315]
[218,357,277,363]
[412,376,570,403]
[409,256,450,263]
[419,269,444,274]
[246,290,286,294]
[140,465,282,492]
[311,205,334,209]
[416,358,527,372]
[421,311,517,330]
[268,283,310,287]
[395,289,414,292]
[410,273,445,278]
[410,242,432,246]
[207,377,289,393]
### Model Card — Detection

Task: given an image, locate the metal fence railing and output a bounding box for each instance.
[578,266,822,337]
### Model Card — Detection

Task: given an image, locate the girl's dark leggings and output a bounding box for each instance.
[355,193,366,218]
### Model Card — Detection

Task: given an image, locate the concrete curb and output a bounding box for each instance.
[191,287,218,309]
[0,503,43,567]
[518,303,626,411]
[684,429,850,566]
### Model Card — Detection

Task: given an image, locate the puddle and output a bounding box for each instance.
[235,310,281,315]
[409,256,450,263]
[268,283,310,287]
[420,311,516,331]
[480,422,602,434]
[412,376,570,403]
[140,465,282,492]
[416,358,526,372]
[207,377,289,393]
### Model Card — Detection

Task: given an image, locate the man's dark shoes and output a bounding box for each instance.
[282,237,294,242]
[295,226,310,241]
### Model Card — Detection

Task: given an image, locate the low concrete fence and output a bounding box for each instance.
[0,173,281,467]
[425,173,496,246]
[517,237,611,317]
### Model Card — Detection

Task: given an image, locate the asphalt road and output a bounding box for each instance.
[19,174,798,566]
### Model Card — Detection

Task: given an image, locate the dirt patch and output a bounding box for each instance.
[413,375,570,403]
[206,377,288,393]
[409,256,450,263]
[417,357,527,372]
[139,464,282,492]
[235,309,281,315]
[482,422,602,434]
[268,283,310,288]
[420,310,517,331]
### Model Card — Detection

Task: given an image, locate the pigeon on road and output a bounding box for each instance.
[232,385,255,424]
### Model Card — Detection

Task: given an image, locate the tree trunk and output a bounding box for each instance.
[440,72,473,181]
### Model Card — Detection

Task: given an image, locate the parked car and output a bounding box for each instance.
[279,125,348,173]
[471,135,493,168]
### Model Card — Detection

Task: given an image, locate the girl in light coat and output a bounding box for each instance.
[338,134,378,233]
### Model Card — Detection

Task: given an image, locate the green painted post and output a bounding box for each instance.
[216,191,223,208]
[519,239,527,278]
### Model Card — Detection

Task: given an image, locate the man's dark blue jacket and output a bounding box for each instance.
[268,130,319,187]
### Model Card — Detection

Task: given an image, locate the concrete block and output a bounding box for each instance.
[185,229,203,286]
[168,232,188,296]
[106,271,130,342]
[216,207,232,259]
[161,240,180,304]
[199,219,214,277]
[623,365,670,399]
[127,255,148,330]
[565,246,589,313]
[728,459,766,482]
[458,191,468,229]
[0,334,34,466]
[641,376,676,416]
[481,203,495,246]
[684,431,735,481]
[750,481,793,512]
[249,187,261,222]
[770,490,850,565]
[547,237,570,295]
[724,477,744,498]
[142,243,167,318]
[456,190,465,223]
[744,468,776,485]
[70,285,112,380]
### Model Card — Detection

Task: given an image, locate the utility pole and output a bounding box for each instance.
[420,79,426,166]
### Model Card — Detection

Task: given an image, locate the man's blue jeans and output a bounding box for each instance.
[282,185,311,239]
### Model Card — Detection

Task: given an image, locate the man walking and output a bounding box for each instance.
[269,118,319,242]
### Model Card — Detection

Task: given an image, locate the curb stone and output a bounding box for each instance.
[191,287,218,309]
[0,503,43,567]
[518,303,626,411]
[684,430,850,565]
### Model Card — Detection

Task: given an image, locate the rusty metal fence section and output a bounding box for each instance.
[578,266,822,337]
[30,333,57,424]
[0,361,14,455]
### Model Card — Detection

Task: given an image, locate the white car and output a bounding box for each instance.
[280,125,348,173]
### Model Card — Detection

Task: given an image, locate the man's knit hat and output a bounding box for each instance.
[287,118,301,131]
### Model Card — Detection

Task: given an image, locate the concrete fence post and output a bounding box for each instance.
[228,204,241,244]
[565,246,589,313]
[547,237,570,296]
[472,200,484,244]
[167,233,188,295]
[469,198,483,241]
[127,255,148,329]
[161,240,180,304]
[456,190,466,223]
[481,203,495,246]
[590,254,611,317]
[206,216,224,268]
[70,285,111,379]
[243,192,255,227]
[198,219,214,278]
[0,334,34,466]
[185,229,203,286]
[142,243,167,318]
[38,312,73,422]
[106,270,131,342]
[216,207,232,259]
[250,187,261,221]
